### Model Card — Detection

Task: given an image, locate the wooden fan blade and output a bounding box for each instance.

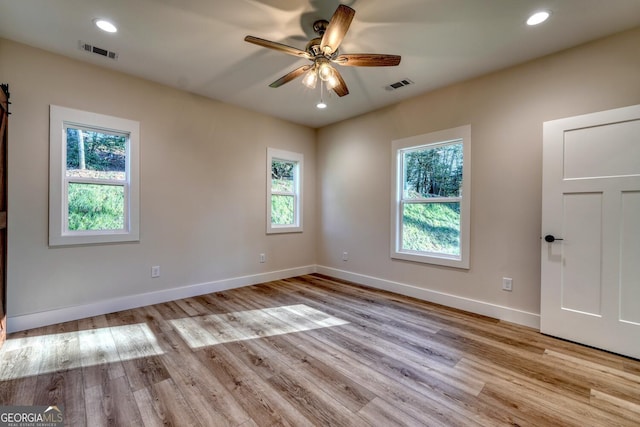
[321,5,355,55]
[331,70,349,97]
[245,36,311,59]
[269,65,312,88]
[334,54,401,67]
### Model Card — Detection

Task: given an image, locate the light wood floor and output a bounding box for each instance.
[1,274,639,426]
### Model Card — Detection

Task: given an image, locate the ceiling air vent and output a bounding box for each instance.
[79,41,119,60]
[385,78,414,91]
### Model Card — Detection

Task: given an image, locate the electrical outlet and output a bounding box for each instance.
[151,266,160,278]
[502,277,513,291]
[259,253,266,263]
[342,251,348,261]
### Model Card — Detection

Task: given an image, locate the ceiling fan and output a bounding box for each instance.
[244,4,401,98]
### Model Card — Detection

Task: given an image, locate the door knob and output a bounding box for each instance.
[543,234,563,243]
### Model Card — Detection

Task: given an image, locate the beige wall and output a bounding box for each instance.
[316,27,640,316]
[2,27,639,326]
[0,39,316,318]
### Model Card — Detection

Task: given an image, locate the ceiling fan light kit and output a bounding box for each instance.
[302,69,317,89]
[244,5,401,109]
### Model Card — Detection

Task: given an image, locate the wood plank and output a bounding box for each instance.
[266,370,370,426]
[276,327,479,426]
[357,397,432,427]
[224,333,376,413]
[543,349,640,403]
[84,376,144,427]
[301,327,493,426]
[33,371,85,425]
[258,280,461,366]
[133,378,200,427]
[84,383,109,427]
[106,318,169,392]
[141,306,254,426]
[77,315,126,389]
[432,328,592,400]
[590,389,640,423]
[0,346,40,405]
[196,345,315,427]
[30,323,85,425]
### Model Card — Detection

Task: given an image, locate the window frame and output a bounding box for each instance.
[391,125,471,269]
[49,105,140,246]
[266,147,303,234]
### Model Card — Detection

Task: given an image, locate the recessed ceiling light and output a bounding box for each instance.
[94,19,118,33]
[527,11,551,26]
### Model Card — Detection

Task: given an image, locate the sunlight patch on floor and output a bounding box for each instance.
[170,304,349,348]
[0,323,163,381]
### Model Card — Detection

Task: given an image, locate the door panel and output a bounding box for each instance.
[561,193,602,316]
[563,120,640,179]
[620,191,640,325]
[542,104,640,360]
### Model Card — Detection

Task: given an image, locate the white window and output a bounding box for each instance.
[49,105,140,246]
[267,148,303,234]
[391,125,471,268]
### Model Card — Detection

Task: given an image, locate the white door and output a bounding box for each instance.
[541,104,640,360]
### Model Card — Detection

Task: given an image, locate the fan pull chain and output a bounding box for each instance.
[317,81,327,109]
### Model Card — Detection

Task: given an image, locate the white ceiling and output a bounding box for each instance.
[1,0,640,128]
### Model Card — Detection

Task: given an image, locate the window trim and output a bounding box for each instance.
[266,147,303,234]
[391,125,471,269]
[49,105,140,246]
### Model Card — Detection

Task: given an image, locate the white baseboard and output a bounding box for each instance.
[7,264,540,333]
[7,265,316,333]
[316,266,540,330]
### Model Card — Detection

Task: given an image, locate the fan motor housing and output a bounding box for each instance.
[313,19,329,35]
[305,37,323,56]
[307,20,332,57]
